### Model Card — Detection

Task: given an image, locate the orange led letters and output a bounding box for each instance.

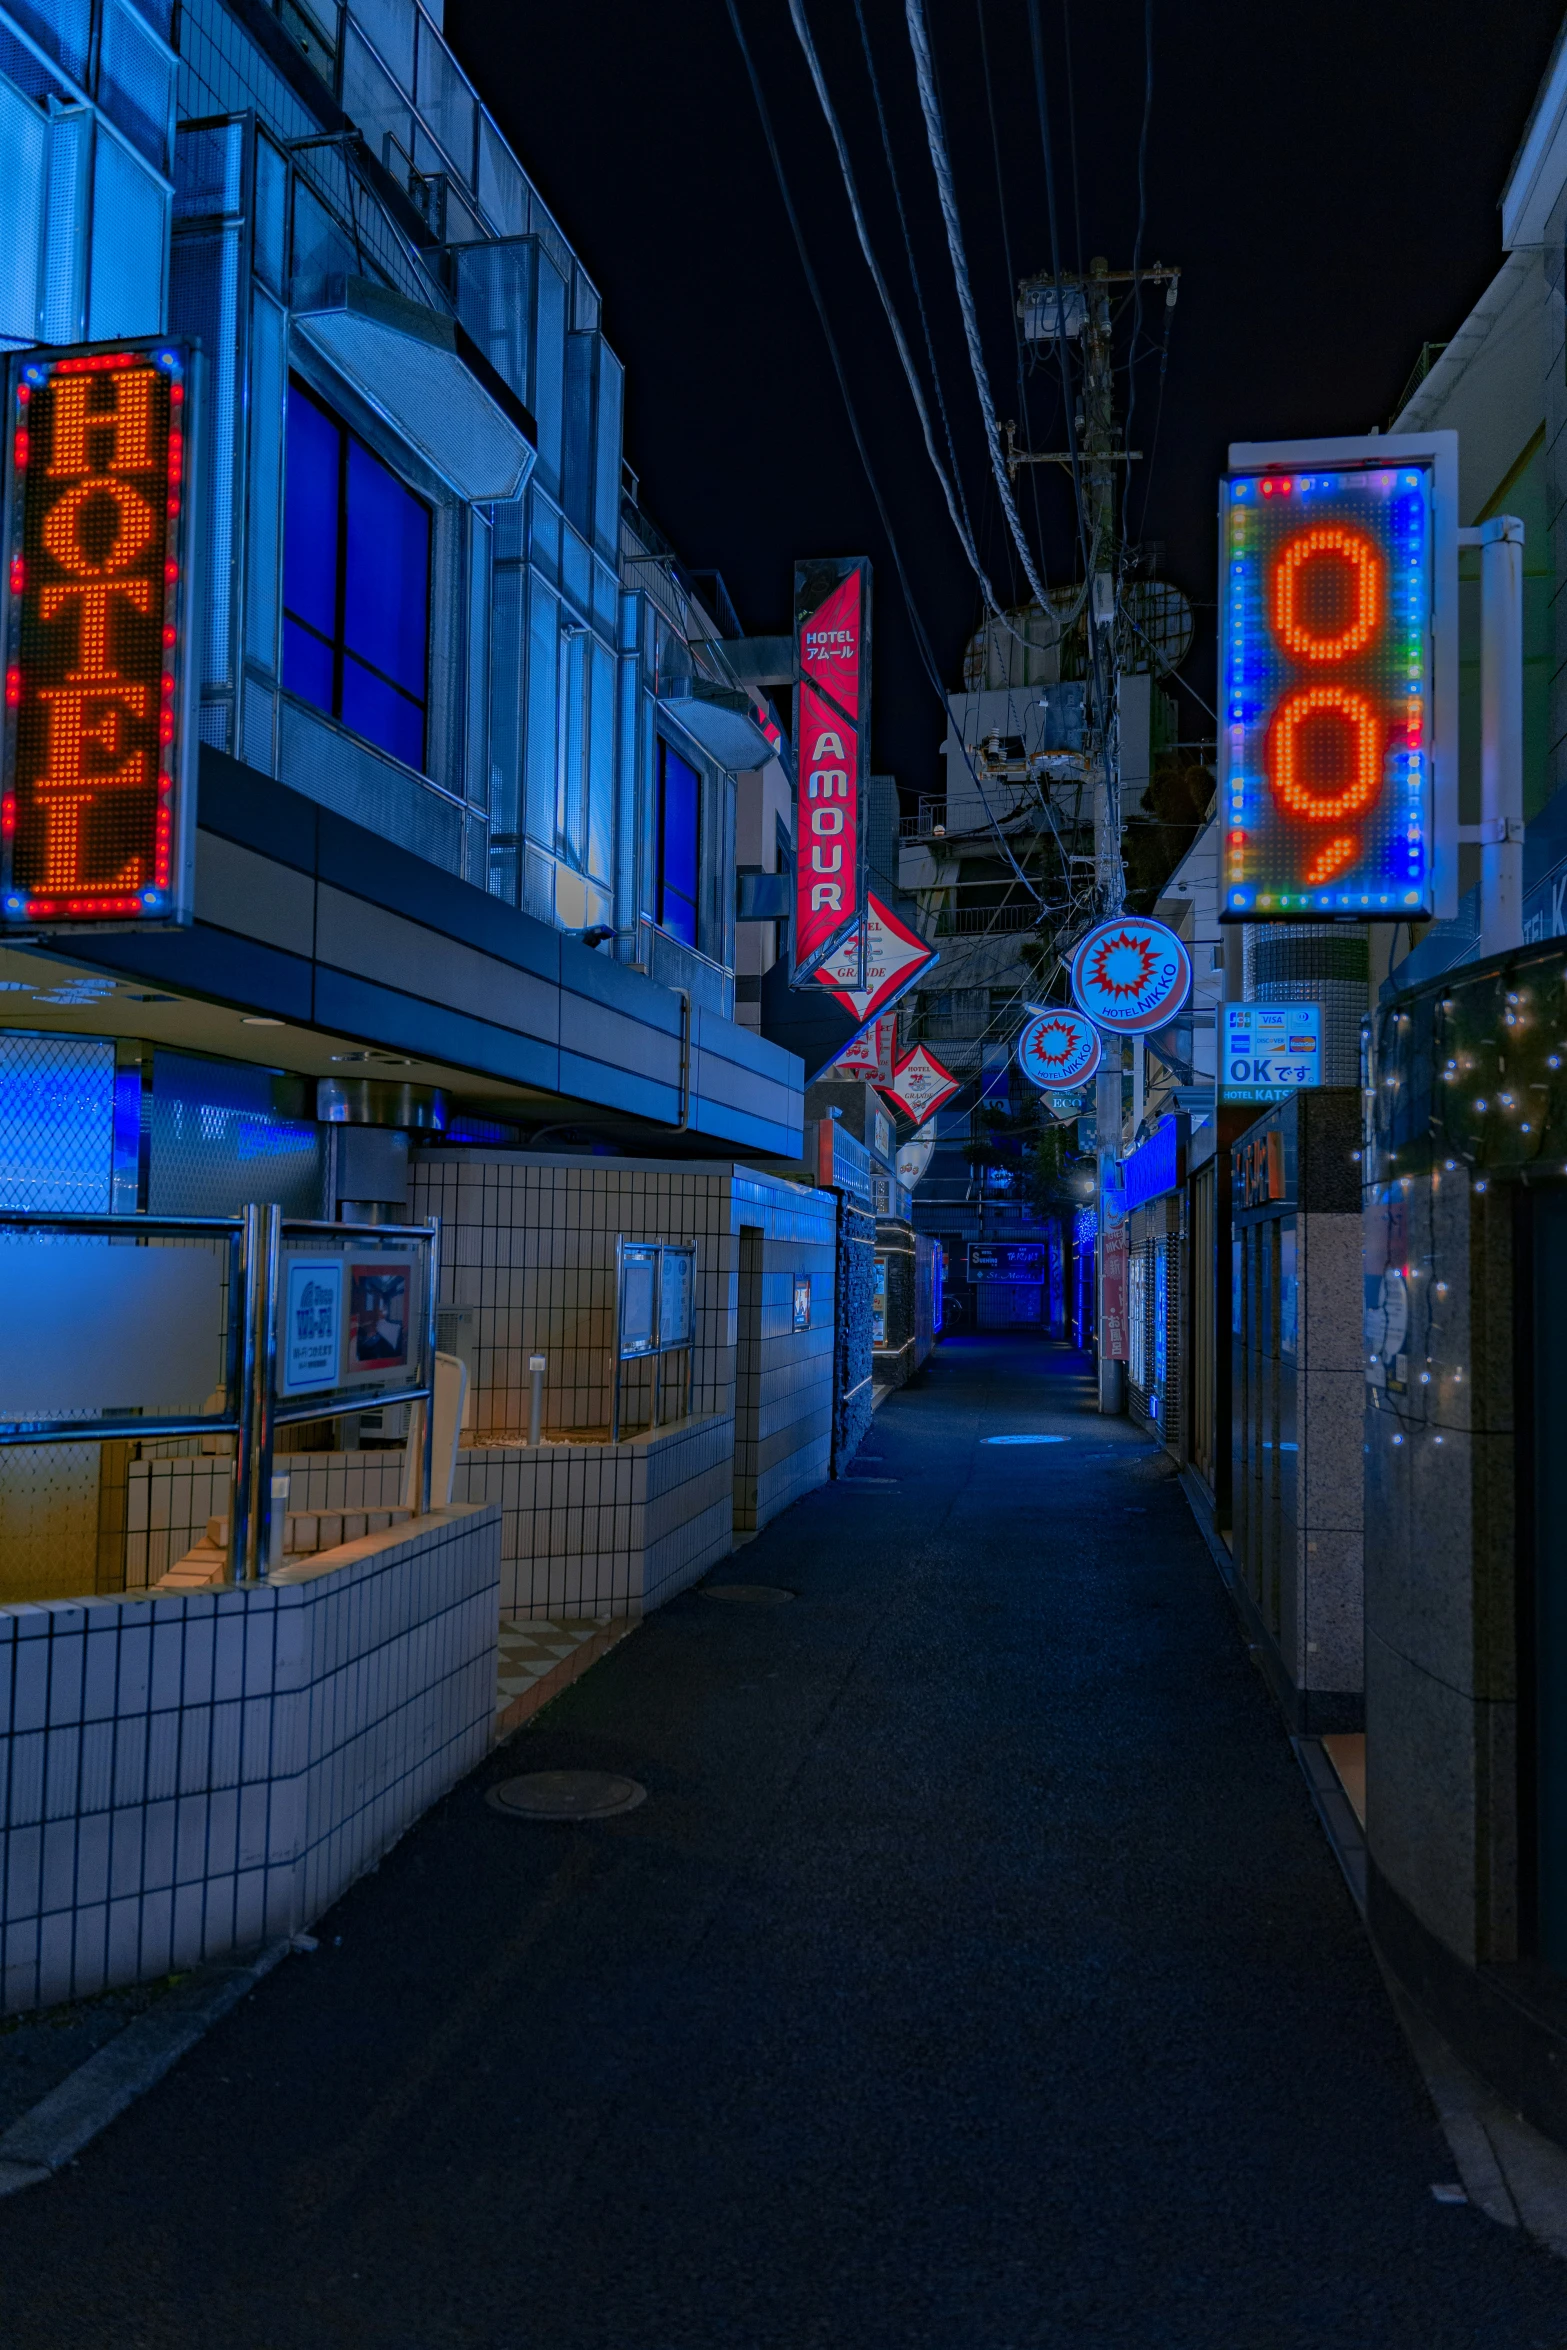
[3,352,181,918]
[1266,524,1385,868]
[1271,527,1381,661]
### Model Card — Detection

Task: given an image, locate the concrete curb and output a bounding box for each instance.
[0,1940,291,2197]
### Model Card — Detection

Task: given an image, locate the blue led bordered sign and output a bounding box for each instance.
[1,339,202,929]
[1121,1114,1185,1213]
[1220,451,1445,921]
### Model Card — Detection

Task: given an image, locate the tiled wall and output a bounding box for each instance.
[0,1505,499,2014]
[733,1230,834,1533]
[412,1152,836,1556]
[452,1414,734,1618]
[125,1452,409,1589]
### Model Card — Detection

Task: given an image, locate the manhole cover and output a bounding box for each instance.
[702,1583,795,1606]
[486,1771,647,1820]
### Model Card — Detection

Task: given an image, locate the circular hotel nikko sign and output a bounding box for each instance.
[1016,1009,1102,1090]
[1069,917,1192,1035]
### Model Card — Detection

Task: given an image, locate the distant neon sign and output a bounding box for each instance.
[1220,460,1434,920]
[1,340,201,929]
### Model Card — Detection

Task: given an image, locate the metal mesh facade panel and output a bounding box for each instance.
[86,123,167,336]
[40,105,88,342]
[98,0,173,169]
[0,1035,114,1211]
[171,216,241,688]
[148,1050,323,1217]
[246,285,285,670]
[0,72,45,342]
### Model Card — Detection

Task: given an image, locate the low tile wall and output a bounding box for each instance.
[451,1416,732,1618]
[0,1504,499,2014]
[125,1452,409,1588]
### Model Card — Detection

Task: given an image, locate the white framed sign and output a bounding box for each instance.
[278,1253,344,1397]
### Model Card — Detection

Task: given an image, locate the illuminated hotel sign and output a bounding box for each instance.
[1220,432,1457,923]
[792,555,870,983]
[1,340,201,929]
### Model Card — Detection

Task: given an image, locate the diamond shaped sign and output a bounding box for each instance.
[881,1044,960,1124]
[814,895,935,1024]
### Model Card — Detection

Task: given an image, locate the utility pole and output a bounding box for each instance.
[1011,255,1179,1414]
[1011,256,1179,923]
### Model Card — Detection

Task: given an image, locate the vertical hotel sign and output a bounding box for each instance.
[1219,432,1456,923]
[1,340,202,928]
[792,555,869,983]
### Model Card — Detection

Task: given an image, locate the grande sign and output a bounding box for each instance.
[792,556,870,980]
[1069,915,1192,1034]
[881,1043,959,1124]
[1219,433,1458,922]
[1,341,201,928]
[1016,1007,1101,1090]
[815,893,934,1024]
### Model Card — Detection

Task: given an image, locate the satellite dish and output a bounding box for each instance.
[1121,579,1194,674]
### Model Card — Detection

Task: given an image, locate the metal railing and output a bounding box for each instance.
[252,1209,442,1580]
[0,1202,440,1587]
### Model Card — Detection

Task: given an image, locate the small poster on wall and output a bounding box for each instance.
[658,1245,696,1349]
[279,1255,344,1396]
[342,1255,419,1385]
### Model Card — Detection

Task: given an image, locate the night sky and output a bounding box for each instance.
[447,0,1565,801]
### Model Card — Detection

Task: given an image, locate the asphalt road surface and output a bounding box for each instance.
[7,1334,1566,2348]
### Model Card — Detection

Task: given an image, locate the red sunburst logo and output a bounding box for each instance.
[1086,929,1157,1001]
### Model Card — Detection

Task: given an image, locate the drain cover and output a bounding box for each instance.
[702,1583,795,1606]
[486,1771,646,1820]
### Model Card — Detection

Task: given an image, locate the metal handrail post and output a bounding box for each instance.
[231,1203,263,1585]
[241,1204,281,1583]
[420,1215,439,1514]
[611,1236,624,1443]
[651,1245,664,1433]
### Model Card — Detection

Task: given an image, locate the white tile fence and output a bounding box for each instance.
[0,1504,499,2014]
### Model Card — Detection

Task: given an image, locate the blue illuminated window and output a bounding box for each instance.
[657,740,700,948]
[282,380,430,771]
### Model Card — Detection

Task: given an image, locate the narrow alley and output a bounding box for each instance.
[1,1336,1560,2349]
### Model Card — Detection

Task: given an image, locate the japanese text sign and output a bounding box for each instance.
[1221,1003,1322,1102]
[793,556,870,980]
[1220,433,1457,923]
[2,340,201,928]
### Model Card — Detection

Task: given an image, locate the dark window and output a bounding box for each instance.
[283,379,430,771]
[657,740,700,947]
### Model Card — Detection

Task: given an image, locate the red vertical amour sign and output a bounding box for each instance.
[792,557,869,981]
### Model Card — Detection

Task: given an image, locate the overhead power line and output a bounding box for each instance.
[784,0,1013,633]
[902,0,1053,613]
[722,0,1044,907]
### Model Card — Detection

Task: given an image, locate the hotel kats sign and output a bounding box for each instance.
[1,340,202,928]
[792,555,870,983]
